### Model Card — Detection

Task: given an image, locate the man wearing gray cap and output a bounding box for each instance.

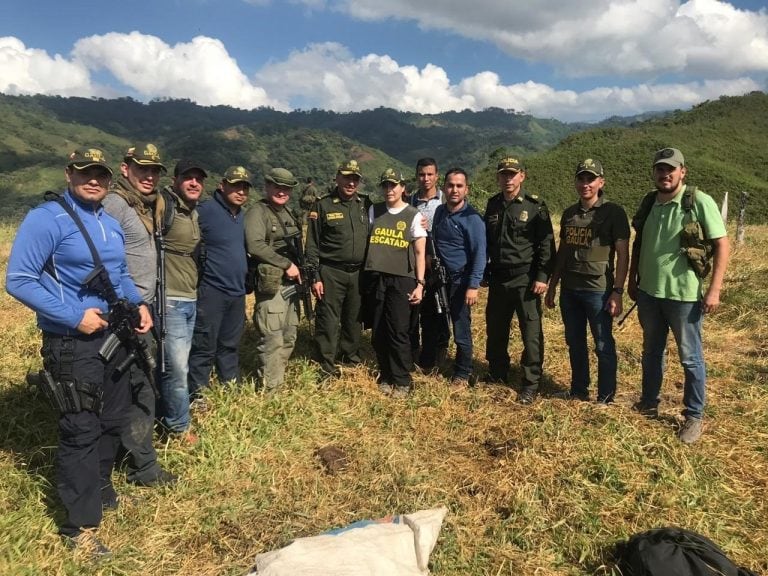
[188,166,251,398]
[628,147,729,444]
[244,167,302,392]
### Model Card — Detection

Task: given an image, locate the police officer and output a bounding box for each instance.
[6,147,152,557]
[483,157,555,404]
[102,142,177,487]
[545,159,630,404]
[364,169,426,397]
[306,160,371,379]
[244,167,302,391]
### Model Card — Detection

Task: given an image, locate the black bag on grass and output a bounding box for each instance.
[614,527,759,576]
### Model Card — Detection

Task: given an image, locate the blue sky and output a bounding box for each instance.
[1,0,766,121]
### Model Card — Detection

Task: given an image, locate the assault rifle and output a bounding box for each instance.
[84,265,159,398]
[155,228,167,374]
[427,235,451,336]
[282,230,315,323]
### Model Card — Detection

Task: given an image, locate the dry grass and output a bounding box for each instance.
[0,223,766,575]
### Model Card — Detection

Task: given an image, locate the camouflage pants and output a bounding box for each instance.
[252,288,299,391]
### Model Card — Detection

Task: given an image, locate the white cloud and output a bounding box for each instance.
[71,32,285,110]
[254,41,761,120]
[308,0,768,78]
[0,37,93,96]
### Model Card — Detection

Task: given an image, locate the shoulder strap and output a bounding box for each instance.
[159,188,176,235]
[45,192,103,269]
[632,191,657,233]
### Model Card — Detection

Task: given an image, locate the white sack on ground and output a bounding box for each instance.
[246,506,449,576]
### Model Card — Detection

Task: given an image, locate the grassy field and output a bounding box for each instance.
[0,220,766,575]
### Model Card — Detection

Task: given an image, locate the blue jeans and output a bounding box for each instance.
[159,299,197,432]
[448,282,473,379]
[560,288,617,401]
[637,290,705,418]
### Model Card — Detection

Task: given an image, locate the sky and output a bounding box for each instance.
[0,0,766,122]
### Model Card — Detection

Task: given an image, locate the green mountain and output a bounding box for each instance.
[1,92,766,222]
[471,92,768,223]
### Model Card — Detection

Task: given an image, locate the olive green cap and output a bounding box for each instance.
[337,159,362,176]
[124,142,167,172]
[223,165,253,185]
[575,158,604,177]
[379,168,405,185]
[67,147,112,175]
[497,157,524,173]
[264,167,298,188]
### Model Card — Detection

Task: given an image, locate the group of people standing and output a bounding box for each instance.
[5,143,728,558]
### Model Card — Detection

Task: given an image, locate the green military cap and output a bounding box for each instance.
[653,147,685,168]
[264,167,298,187]
[379,168,405,185]
[575,158,604,177]
[124,142,167,172]
[224,165,253,185]
[337,159,362,176]
[497,157,524,173]
[67,147,113,175]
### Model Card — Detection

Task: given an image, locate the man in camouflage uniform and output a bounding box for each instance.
[306,160,371,379]
[244,168,302,391]
[483,157,555,404]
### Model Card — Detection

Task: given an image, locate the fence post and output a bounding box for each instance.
[736,191,748,245]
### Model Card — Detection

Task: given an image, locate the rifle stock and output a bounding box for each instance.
[428,236,452,336]
[155,230,167,374]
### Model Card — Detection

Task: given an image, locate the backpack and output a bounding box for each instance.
[631,186,714,278]
[613,527,759,576]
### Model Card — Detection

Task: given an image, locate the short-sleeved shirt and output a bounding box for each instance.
[637,185,726,301]
[558,197,630,291]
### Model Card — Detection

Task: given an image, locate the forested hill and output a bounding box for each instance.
[0,91,766,222]
[471,91,768,222]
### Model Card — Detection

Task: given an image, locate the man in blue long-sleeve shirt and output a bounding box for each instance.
[431,168,486,386]
[6,147,152,558]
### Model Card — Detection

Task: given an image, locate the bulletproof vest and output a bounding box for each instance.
[364,204,418,277]
[562,203,612,277]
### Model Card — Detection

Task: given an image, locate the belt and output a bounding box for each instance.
[320,259,362,273]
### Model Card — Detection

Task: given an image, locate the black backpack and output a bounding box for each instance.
[614,527,760,576]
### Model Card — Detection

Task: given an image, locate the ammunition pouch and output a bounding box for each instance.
[680,221,713,278]
[27,369,103,415]
[254,263,284,296]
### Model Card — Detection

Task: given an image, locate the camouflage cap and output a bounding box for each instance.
[379,168,405,185]
[497,157,524,173]
[67,147,113,175]
[653,147,685,168]
[337,159,362,176]
[264,167,298,188]
[575,158,604,177]
[174,159,208,178]
[223,165,253,185]
[124,142,167,171]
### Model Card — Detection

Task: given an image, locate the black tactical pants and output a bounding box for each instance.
[371,274,417,387]
[42,332,130,537]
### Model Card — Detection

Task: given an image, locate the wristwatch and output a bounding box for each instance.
[416,278,426,286]
[612,286,624,295]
